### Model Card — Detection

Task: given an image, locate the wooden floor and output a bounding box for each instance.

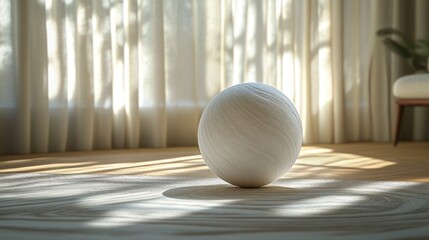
[1,142,429,239]
[2,142,429,182]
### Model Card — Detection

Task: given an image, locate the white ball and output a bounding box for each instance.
[198,83,302,188]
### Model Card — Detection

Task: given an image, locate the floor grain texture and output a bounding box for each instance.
[1,142,429,239]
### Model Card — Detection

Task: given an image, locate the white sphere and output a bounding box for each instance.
[198,83,302,188]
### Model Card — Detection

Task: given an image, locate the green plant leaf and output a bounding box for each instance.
[376,28,406,38]
[382,38,413,58]
[417,39,429,56]
[377,28,428,71]
[376,28,416,50]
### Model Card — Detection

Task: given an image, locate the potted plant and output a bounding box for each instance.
[376,28,429,72]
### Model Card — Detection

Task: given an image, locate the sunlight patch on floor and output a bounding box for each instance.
[274,195,365,217]
[86,198,235,228]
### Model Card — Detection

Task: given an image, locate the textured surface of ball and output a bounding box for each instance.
[198,83,302,188]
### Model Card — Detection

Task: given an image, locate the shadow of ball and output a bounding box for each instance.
[198,83,302,188]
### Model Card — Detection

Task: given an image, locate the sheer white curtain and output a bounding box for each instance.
[0,0,428,154]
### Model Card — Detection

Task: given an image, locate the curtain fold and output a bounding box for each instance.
[0,0,428,154]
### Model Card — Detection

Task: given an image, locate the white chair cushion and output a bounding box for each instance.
[393,73,429,99]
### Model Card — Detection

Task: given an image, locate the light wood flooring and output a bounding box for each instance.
[1,142,429,182]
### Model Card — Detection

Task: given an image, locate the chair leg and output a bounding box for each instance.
[394,103,404,146]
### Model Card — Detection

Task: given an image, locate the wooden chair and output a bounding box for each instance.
[393,74,429,146]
